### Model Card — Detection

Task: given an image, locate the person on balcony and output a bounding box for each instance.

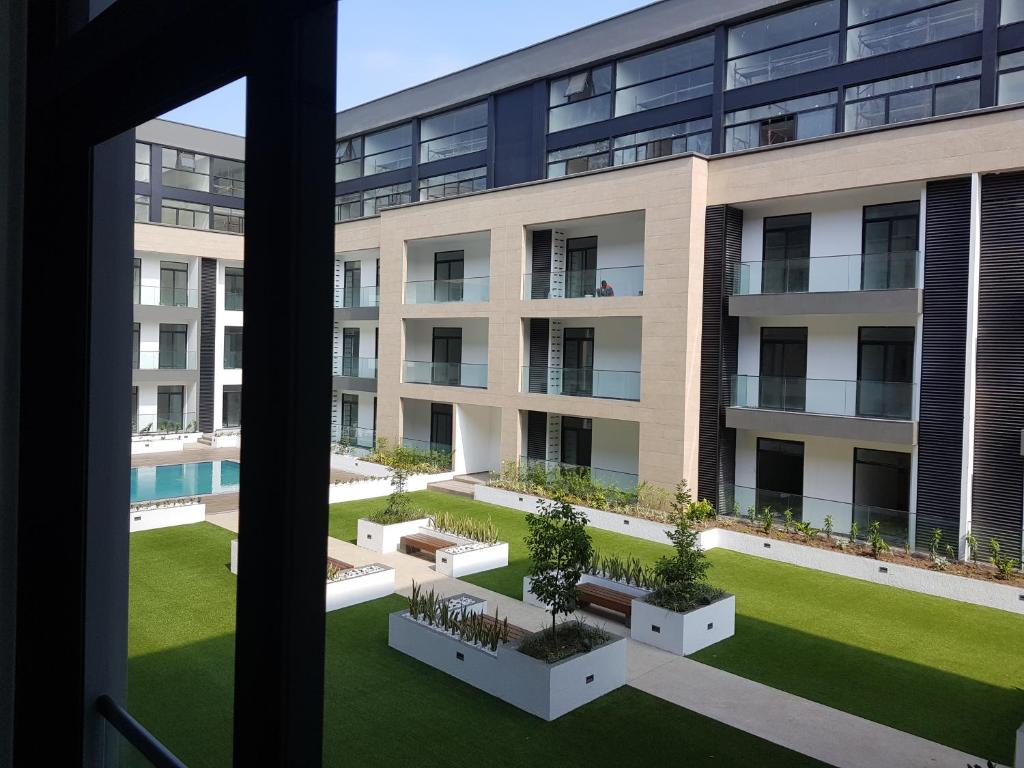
[597,280,615,297]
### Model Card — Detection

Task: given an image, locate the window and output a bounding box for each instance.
[854,448,911,518]
[342,260,361,308]
[762,214,811,293]
[363,124,412,176]
[212,205,245,234]
[159,261,189,307]
[566,236,597,298]
[134,142,150,182]
[335,192,362,222]
[548,65,612,132]
[223,385,242,428]
[546,140,611,178]
[419,102,488,163]
[157,385,185,432]
[362,183,411,216]
[335,137,363,182]
[225,267,244,311]
[862,201,919,289]
[727,1,840,89]
[1004,0,1024,23]
[340,393,360,444]
[433,250,464,303]
[725,92,837,152]
[132,258,141,304]
[158,323,188,369]
[418,167,487,201]
[134,194,149,222]
[431,328,463,386]
[161,198,209,229]
[341,328,360,376]
[132,322,140,369]
[998,51,1024,105]
[857,327,915,418]
[845,61,982,130]
[161,147,211,191]
[612,118,712,165]
[131,386,138,433]
[224,326,243,369]
[847,0,984,61]
[211,157,245,197]
[759,327,808,411]
[615,36,714,115]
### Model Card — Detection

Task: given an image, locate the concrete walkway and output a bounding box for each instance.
[205,510,992,768]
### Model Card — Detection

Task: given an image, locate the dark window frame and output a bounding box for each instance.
[844,61,982,130]
[418,102,489,164]
[222,384,242,428]
[614,35,715,116]
[225,266,244,311]
[846,0,985,62]
[224,325,244,370]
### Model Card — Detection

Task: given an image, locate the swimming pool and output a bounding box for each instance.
[130,460,240,503]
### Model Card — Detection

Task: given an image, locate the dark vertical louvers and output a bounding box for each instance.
[526,410,547,461]
[973,172,1024,561]
[528,318,549,394]
[198,257,217,433]
[698,205,742,509]
[917,177,971,554]
[531,229,552,299]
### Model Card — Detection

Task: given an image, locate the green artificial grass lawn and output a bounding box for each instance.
[329,492,1024,764]
[127,522,824,768]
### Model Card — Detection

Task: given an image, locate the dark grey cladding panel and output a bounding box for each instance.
[132,369,199,386]
[331,375,377,394]
[973,171,1024,561]
[199,258,217,433]
[725,407,917,445]
[333,306,379,322]
[729,289,922,317]
[132,304,200,324]
[917,177,971,554]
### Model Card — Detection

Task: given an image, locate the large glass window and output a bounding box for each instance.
[546,140,611,178]
[161,198,209,229]
[212,205,245,234]
[134,142,150,182]
[134,194,150,222]
[335,137,363,182]
[362,183,411,217]
[159,261,189,307]
[615,36,714,115]
[211,157,245,197]
[132,323,140,369]
[157,385,185,431]
[847,0,984,61]
[857,327,915,418]
[845,61,982,130]
[419,102,488,163]
[222,385,242,428]
[727,1,840,89]
[1004,0,1024,23]
[725,92,837,152]
[998,51,1024,104]
[762,214,811,293]
[418,167,487,201]
[335,192,362,222]
[862,201,920,289]
[612,118,712,165]
[363,124,412,176]
[548,65,612,132]
[158,323,188,369]
[161,147,211,191]
[224,326,243,369]
[132,258,141,304]
[225,266,244,311]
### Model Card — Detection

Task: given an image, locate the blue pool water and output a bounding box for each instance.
[130,460,240,503]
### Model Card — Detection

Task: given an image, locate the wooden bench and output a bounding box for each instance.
[480,613,531,644]
[400,533,455,557]
[576,582,633,625]
[327,557,353,571]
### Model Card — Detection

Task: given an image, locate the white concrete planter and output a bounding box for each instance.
[325,564,395,611]
[356,518,432,553]
[328,477,395,503]
[130,433,201,455]
[388,597,627,720]
[212,432,240,448]
[630,595,736,655]
[436,541,509,578]
[521,574,649,610]
[230,539,239,574]
[330,453,392,477]
[129,502,205,532]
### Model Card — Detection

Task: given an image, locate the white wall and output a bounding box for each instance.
[333,320,379,361]
[335,248,379,301]
[406,231,490,282]
[454,403,502,474]
[404,318,488,365]
[402,398,433,445]
[556,212,645,271]
[560,317,642,373]
[591,417,640,483]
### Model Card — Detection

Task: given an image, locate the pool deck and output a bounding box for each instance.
[130,445,240,468]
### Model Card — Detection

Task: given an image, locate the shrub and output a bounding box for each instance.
[929,528,943,559]
[782,508,794,533]
[586,550,664,590]
[868,521,890,559]
[430,510,498,544]
[823,515,833,541]
[517,620,611,664]
[367,438,451,474]
[366,468,423,524]
[965,531,978,562]
[759,506,774,536]
[989,538,1019,579]
[646,582,727,613]
[655,509,711,588]
[406,582,511,652]
[793,520,819,539]
[849,520,859,544]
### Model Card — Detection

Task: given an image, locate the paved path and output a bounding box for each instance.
[205,511,992,768]
[131,444,239,468]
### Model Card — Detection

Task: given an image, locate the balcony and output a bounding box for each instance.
[523,265,644,300]
[403,361,487,389]
[520,366,640,401]
[333,424,375,452]
[332,356,377,392]
[721,484,909,546]
[404,276,489,305]
[335,285,379,309]
[730,252,922,316]
[518,456,639,491]
[132,284,200,322]
[727,375,916,443]
[134,350,198,371]
[401,436,453,469]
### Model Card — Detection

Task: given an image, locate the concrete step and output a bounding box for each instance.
[427,479,477,499]
[197,436,213,446]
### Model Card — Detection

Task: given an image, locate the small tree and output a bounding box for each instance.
[525,498,593,646]
[380,467,412,521]
[654,508,710,588]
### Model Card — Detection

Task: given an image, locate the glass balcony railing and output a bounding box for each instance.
[404,276,489,304]
[522,265,644,300]
[401,436,453,468]
[734,251,919,295]
[133,285,200,307]
[332,357,378,379]
[730,375,914,420]
[720,483,909,546]
[333,425,375,450]
[335,286,379,309]
[134,350,198,371]
[132,410,197,435]
[520,366,640,401]
[403,361,487,389]
[517,455,639,491]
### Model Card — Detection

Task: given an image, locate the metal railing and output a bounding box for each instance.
[517,455,639,491]
[401,436,454,468]
[734,251,919,295]
[132,411,197,435]
[404,361,487,388]
[333,424,375,450]
[133,285,200,308]
[730,375,914,420]
[520,366,640,401]
[522,265,644,299]
[404,276,489,304]
[134,350,199,371]
[97,695,187,768]
[333,356,378,379]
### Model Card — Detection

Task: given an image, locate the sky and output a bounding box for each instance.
[160,0,653,135]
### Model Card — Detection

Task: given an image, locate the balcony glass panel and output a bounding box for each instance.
[334,424,376,451]
[735,251,919,294]
[335,285,379,309]
[333,357,378,379]
[403,361,487,388]
[135,350,198,370]
[132,410,198,435]
[401,436,453,467]
[522,265,644,299]
[846,0,984,61]
[730,375,914,419]
[520,367,640,401]
[404,277,489,304]
[517,455,639,491]
[133,285,200,307]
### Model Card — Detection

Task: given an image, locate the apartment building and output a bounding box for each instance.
[134,0,1024,561]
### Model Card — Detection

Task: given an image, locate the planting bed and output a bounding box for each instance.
[129,498,205,532]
